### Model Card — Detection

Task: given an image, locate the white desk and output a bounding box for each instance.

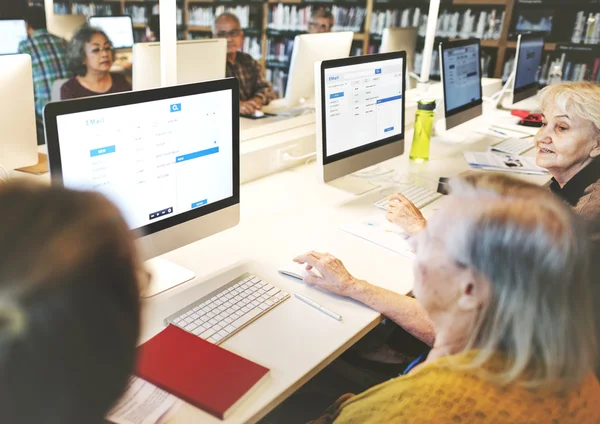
[12,103,546,424]
[145,106,546,423]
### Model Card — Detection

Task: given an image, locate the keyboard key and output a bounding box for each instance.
[231,307,262,329]
[213,324,222,332]
[207,337,217,344]
[267,287,281,296]
[225,325,236,333]
[213,333,223,342]
[184,317,194,324]
[173,317,181,324]
[202,322,211,329]
[258,304,268,310]
[200,328,215,339]
[192,327,204,336]
[190,313,200,320]
[209,318,218,325]
[224,317,233,324]
[217,330,229,338]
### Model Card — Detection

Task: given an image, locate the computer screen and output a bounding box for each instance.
[88,16,134,49]
[46,82,238,233]
[321,55,404,162]
[441,39,482,116]
[0,19,28,55]
[514,34,544,91]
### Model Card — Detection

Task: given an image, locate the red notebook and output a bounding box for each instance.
[136,325,270,420]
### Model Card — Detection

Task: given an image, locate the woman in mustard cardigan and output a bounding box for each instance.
[295,174,599,423]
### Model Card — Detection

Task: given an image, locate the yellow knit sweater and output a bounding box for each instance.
[310,352,600,424]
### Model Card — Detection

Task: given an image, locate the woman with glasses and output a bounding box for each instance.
[308,8,334,34]
[61,25,131,100]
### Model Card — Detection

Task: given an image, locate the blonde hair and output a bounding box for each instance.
[539,81,600,133]
[446,173,597,391]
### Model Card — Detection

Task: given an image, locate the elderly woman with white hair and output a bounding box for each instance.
[294,174,599,423]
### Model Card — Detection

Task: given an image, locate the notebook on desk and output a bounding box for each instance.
[136,325,270,420]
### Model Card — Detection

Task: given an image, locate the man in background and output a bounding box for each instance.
[308,8,334,34]
[18,6,70,144]
[213,12,275,116]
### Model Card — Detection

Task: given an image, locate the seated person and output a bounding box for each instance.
[213,13,275,116]
[61,25,131,100]
[296,174,599,423]
[308,8,334,34]
[0,182,142,424]
[18,5,70,145]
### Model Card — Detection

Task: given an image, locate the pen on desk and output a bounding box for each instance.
[294,293,342,321]
[278,269,304,281]
[489,127,507,136]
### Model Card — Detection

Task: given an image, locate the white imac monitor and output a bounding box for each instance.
[269,31,353,111]
[88,16,134,50]
[132,39,227,90]
[513,33,544,104]
[380,27,417,88]
[0,54,38,169]
[47,14,87,41]
[439,39,483,130]
[0,19,28,55]
[315,52,406,194]
[44,78,240,297]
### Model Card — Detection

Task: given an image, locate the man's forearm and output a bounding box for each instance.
[349,280,435,346]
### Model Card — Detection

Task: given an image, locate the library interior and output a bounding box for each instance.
[0,0,599,423]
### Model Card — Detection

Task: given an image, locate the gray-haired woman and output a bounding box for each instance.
[294,173,599,423]
[61,25,131,100]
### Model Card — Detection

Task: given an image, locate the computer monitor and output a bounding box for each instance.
[88,16,134,50]
[132,39,227,90]
[315,52,406,194]
[267,32,353,111]
[0,19,28,55]
[47,14,87,41]
[0,54,38,169]
[513,33,544,104]
[44,78,240,297]
[439,39,483,131]
[380,27,417,89]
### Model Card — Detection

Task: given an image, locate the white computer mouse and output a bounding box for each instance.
[252,110,265,118]
[279,261,323,282]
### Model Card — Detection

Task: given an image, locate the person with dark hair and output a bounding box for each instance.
[143,14,160,42]
[0,182,142,424]
[308,8,334,34]
[213,12,275,116]
[61,25,131,100]
[18,5,70,144]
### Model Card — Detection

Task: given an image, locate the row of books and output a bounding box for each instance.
[503,52,600,85]
[266,38,294,63]
[56,3,114,16]
[370,7,504,40]
[266,69,287,97]
[188,5,252,29]
[244,37,263,62]
[572,12,600,44]
[123,4,160,25]
[268,5,365,33]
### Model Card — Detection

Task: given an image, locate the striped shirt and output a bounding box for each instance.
[18,29,70,119]
[226,51,276,104]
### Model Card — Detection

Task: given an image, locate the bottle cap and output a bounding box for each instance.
[417,99,436,110]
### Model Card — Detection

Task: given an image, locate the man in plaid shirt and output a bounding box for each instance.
[18,6,70,144]
[213,13,276,116]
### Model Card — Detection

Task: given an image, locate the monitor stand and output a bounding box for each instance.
[328,175,381,195]
[142,257,196,298]
[488,72,515,111]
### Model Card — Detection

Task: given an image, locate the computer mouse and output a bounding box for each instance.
[252,110,264,118]
[279,262,323,282]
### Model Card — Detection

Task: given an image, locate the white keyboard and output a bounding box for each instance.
[374,184,443,210]
[490,137,535,155]
[165,273,289,345]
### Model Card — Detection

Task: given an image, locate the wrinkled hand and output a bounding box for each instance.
[386,193,426,235]
[293,251,360,297]
[240,97,263,115]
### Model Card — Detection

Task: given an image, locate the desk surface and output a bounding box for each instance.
[14,103,547,424]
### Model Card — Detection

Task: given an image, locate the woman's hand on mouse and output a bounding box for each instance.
[293,251,364,297]
[386,193,427,235]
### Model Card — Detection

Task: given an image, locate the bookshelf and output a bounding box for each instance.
[50,0,600,88]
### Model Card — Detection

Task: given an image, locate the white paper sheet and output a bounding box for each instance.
[463,151,549,175]
[106,377,182,424]
[340,214,415,259]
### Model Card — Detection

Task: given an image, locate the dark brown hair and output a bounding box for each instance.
[0,182,141,424]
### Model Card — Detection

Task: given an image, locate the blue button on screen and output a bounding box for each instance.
[170,103,181,113]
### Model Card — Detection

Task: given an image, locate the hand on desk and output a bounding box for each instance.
[386,193,427,235]
[293,251,364,297]
[240,97,263,115]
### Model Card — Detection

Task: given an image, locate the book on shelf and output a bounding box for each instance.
[243,37,262,62]
[71,3,114,17]
[268,5,365,33]
[124,4,160,26]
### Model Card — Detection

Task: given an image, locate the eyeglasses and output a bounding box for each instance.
[215,29,243,38]
[308,22,331,31]
[88,46,114,55]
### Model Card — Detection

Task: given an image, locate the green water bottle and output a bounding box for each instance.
[409,99,436,163]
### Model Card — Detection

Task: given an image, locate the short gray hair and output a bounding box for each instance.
[539,81,600,134]
[67,25,114,77]
[446,173,597,391]
[213,12,241,34]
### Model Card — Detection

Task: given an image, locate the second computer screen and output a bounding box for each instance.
[324,58,404,157]
[515,37,544,90]
[442,43,482,113]
[0,20,28,55]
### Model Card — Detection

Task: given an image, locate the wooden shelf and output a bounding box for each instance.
[132,23,147,29]
[188,25,212,32]
[452,0,507,4]
[353,33,366,41]
[506,41,557,51]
